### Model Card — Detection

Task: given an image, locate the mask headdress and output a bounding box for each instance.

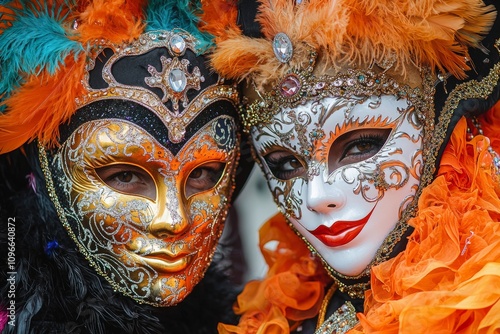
[0,0,146,153]
[0,0,238,152]
[202,0,500,298]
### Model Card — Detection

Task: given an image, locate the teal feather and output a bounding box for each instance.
[144,0,213,54]
[0,1,83,110]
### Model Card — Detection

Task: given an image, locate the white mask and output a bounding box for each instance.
[252,94,424,276]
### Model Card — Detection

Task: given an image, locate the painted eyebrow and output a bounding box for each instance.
[257,141,288,157]
[325,114,396,141]
[314,114,397,162]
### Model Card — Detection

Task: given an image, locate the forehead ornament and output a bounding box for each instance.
[144,54,204,110]
[77,30,238,143]
[169,33,187,55]
[244,43,435,139]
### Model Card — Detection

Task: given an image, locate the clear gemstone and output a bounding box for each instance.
[273,32,293,63]
[169,34,186,55]
[315,82,325,89]
[169,69,187,92]
[280,75,301,97]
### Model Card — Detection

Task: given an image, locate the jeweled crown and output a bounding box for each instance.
[242,42,435,133]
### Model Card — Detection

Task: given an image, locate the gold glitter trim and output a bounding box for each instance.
[316,283,338,330]
[314,301,358,334]
[242,49,433,135]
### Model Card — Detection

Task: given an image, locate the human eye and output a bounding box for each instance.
[185,162,226,197]
[342,133,388,159]
[96,165,156,200]
[263,151,306,180]
[329,128,391,171]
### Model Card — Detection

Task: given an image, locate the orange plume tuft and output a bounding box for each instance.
[0,54,87,154]
[77,0,145,45]
[199,0,240,44]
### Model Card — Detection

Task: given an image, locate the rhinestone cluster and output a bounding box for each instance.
[144,55,204,111]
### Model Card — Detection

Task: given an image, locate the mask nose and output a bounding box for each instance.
[149,189,190,237]
[306,175,345,214]
[149,207,190,237]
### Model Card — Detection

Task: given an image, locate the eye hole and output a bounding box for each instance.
[186,162,226,198]
[96,165,156,200]
[328,128,391,173]
[263,151,306,180]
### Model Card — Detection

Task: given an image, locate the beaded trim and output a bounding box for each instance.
[242,48,433,135]
[316,284,339,330]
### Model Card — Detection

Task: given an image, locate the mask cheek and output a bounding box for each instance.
[73,187,154,250]
[187,180,229,241]
[266,176,306,220]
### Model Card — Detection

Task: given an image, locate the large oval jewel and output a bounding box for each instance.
[280,74,301,97]
[273,32,293,63]
[169,34,186,55]
[169,69,187,92]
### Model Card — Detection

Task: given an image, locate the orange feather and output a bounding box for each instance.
[78,0,144,45]
[199,0,240,43]
[0,54,86,153]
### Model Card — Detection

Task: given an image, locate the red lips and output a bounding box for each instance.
[309,205,377,247]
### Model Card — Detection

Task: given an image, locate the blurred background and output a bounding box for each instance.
[229,165,278,282]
